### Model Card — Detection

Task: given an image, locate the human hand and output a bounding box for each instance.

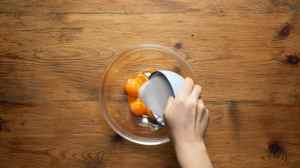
[164,77,212,168]
[164,77,209,144]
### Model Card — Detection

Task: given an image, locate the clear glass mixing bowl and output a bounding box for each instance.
[99,44,193,145]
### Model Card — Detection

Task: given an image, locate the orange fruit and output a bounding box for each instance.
[125,73,151,117]
[124,78,142,97]
[127,96,136,104]
[129,99,149,116]
[136,73,148,84]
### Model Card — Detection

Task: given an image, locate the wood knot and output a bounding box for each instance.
[286,54,299,65]
[278,23,292,39]
[228,100,238,113]
[268,141,287,160]
[174,42,182,49]
[0,118,10,132]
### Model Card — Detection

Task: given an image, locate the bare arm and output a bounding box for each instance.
[165,78,213,168]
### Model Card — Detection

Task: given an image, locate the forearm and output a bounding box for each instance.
[174,141,213,168]
[165,78,212,168]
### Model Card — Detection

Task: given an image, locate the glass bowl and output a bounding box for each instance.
[99,44,193,145]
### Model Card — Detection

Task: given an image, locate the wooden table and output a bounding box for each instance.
[0,0,300,167]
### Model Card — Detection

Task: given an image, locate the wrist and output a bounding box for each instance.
[174,140,211,168]
[172,133,206,150]
[175,139,207,153]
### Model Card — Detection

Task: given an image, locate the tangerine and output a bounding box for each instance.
[124,78,142,97]
[136,73,148,84]
[129,99,149,116]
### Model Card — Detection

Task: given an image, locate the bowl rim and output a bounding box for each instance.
[99,44,193,145]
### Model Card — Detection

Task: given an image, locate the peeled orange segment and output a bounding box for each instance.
[127,96,136,103]
[136,73,148,84]
[129,99,149,116]
[124,73,151,117]
[124,78,142,97]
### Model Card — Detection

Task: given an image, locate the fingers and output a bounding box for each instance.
[197,99,209,130]
[201,108,209,129]
[196,99,204,128]
[197,99,205,116]
[164,96,174,119]
[189,85,202,103]
[178,77,194,100]
[197,99,209,122]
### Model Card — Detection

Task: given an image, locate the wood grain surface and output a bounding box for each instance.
[0,0,300,168]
